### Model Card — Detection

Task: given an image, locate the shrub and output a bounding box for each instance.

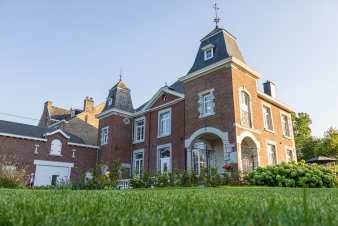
[248,160,337,188]
[0,176,22,188]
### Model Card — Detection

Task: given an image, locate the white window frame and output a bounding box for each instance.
[262,103,274,132]
[134,116,145,143]
[280,112,293,138]
[239,89,253,128]
[157,143,172,173]
[266,140,278,165]
[204,48,214,61]
[100,126,109,145]
[133,149,144,177]
[285,146,295,162]
[158,108,172,138]
[198,89,215,118]
[50,139,62,156]
[107,97,113,106]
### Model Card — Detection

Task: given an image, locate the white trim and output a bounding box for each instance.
[185,127,228,148]
[133,116,146,143]
[156,143,172,173]
[96,107,134,119]
[179,57,261,83]
[132,149,144,177]
[134,98,184,117]
[201,43,215,51]
[100,126,109,145]
[280,111,293,139]
[141,87,185,112]
[239,87,254,129]
[33,160,74,168]
[44,129,70,139]
[266,140,279,165]
[237,131,261,171]
[237,131,261,148]
[234,123,262,135]
[198,88,215,118]
[257,91,294,113]
[68,142,99,149]
[157,108,172,138]
[0,132,47,142]
[261,102,275,133]
[203,47,214,61]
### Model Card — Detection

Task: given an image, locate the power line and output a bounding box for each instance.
[0,112,40,122]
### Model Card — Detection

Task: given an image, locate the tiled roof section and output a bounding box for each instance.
[103,80,134,113]
[49,106,82,121]
[188,27,245,74]
[0,120,85,144]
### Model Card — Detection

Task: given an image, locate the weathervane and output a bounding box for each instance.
[118,68,123,81]
[213,0,220,28]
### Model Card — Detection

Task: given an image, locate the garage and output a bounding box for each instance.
[33,160,74,186]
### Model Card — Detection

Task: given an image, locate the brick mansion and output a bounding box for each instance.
[0,25,296,186]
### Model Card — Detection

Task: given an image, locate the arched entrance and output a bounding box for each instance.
[185,127,228,174]
[240,137,258,173]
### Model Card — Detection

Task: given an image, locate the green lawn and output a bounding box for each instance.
[0,187,337,226]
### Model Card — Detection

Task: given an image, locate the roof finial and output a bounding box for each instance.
[213,0,220,28]
[119,68,123,81]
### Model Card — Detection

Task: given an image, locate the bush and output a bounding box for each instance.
[248,160,337,188]
[0,176,22,188]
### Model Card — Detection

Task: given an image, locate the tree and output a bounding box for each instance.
[321,127,338,158]
[292,112,313,159]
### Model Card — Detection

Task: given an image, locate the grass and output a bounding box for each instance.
[0,187,337,226]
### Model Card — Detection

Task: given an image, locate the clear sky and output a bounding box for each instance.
[0,0,337,137]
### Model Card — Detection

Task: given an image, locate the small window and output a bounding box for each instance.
[240,91,252,128]
[286,149,294,162]
[50,139,62,156]
[198,90,215,118]
[204,48,214,61]
[281,113,292,137]
[158,108,171,137]
[100,127,109,145]
[134,117,145,142]
[263,105,274,131]
[107,97,113,106]
[267,143,277,165]
[133,150,144,177]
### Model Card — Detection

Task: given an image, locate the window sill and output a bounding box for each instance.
[264,128,275,134]
[133,140,145,144]
[157,134,171,139]
[199,113,215,118]
[49,154,63,157]
[283,135,293,140]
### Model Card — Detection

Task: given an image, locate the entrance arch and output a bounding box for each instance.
[185,127,229,174]
[240,137,258,173]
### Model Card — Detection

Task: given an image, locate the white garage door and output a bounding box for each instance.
[34,160,74,186]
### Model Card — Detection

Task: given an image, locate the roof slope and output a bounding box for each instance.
[0,120,85,144]
[188,27,245,74]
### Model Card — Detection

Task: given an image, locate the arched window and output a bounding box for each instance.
[50,139,62,155]
[240,91,252,128]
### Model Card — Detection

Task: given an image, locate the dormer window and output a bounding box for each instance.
[202,44,215,61]
[107,97,113,106]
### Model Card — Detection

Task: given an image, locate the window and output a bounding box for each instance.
[50,139,62,155]
[107,97,113,106]
[198,89,215,118]
[286,149,294,162]
[240,91,252,128]
[100,127,109,145]
[281,113,292,137]
[267,143,277,165]
[157,144,172,174]
[263,105,274,131]
[158,108,171,137]
[204,48,214,61]
[133,150,144,177]
[134,117,145,142]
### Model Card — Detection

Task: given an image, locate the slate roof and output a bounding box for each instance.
[188,27,245,74]
[0,120,85,144]
[103,80,134,113]
[49,106,82,121]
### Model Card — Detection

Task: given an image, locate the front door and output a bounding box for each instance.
[160,157,171,174]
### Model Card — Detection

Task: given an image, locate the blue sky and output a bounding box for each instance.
[0,0,337,137]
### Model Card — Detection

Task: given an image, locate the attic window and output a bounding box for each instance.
[108,97,113,106]
[202,44,215,61]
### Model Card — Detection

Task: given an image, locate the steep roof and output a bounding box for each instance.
[188,27,245,74]
[0,120,85,144]
[103,80,134,113]
[48,106,82,121]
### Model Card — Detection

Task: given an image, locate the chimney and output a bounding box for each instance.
[45,101,53,108]
[263,80,276,98]
[84,96,94,113]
